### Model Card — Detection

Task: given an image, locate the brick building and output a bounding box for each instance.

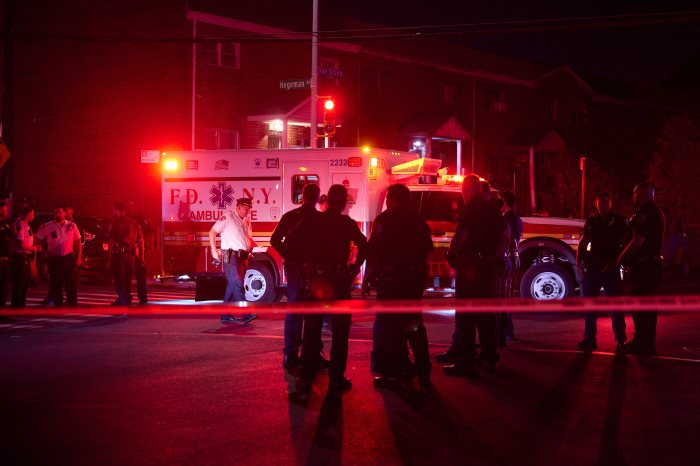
[1,0,692,225]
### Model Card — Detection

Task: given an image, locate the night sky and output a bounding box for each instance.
[320,0,700,83]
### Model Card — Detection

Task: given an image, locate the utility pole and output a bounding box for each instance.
[310,0,318,148]
[580,156,587,218]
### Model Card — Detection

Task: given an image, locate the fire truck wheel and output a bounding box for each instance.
[520,263,574,301]
[244,263,278,303]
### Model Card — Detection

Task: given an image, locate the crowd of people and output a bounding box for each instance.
[255,178,664,397]
[0,201,150,309]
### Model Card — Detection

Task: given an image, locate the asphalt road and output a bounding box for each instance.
[2,276,700,465]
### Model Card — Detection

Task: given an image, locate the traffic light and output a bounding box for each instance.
[322,98,336,136]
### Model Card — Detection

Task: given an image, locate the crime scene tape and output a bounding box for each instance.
[2,295,700,317]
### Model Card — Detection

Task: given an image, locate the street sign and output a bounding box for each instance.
[318,68,343,79]
[141,149,160,163]
[279,79,311,90]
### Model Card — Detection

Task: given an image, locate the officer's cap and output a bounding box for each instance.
[236,197,253,208]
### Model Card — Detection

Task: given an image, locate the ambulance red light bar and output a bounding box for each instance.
[348,157,362,167]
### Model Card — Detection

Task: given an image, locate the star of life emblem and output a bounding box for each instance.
[210,182,234,209]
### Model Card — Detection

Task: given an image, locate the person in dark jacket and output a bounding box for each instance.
[499,191,522,344]
[287,184,367,395]
[576,192,628,351]
[270,183,327,370]
[617,182,665,355]
[363,184,434,390]
[442,175,509,376]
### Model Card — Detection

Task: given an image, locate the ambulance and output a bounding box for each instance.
[161,148,584,302]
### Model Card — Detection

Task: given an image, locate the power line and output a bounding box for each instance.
[1,10,699,44]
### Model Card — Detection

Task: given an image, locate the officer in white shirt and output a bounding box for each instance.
[11,207,38,307]
[35,205,82,307]
[209,197,257,324]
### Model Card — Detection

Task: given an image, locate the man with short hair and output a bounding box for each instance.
[576,192,627,351]
[108,202,142,306]
[271,183,327,369]
[364,183,434,390]
[209,197,257,324]
[617,182,665,355]
[442,175,508,376]
[34,206,82,307]
[288,184,367,394]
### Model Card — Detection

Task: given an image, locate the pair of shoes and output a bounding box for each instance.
[241,314,257,325]
[576,339,597,351]
[373,375,402,390]
[328,377,352,392]
[434,351,460,364]
[620,339,656,356]
[443,363,478,377]
[283,353,300,370]
[316,355,330,370]
[220,314,243,323]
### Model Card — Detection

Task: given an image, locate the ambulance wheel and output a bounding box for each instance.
[244,263,277,303]
[520,263,574,301]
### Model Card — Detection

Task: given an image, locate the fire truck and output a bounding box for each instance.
[160,148,584,302]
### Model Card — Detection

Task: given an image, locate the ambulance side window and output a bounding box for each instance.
[291,174,320,204]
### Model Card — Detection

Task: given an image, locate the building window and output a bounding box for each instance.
[268,133,282,149]
[572,100,589,124]
[545,98,559,120]
[442,84,455,104]
[201,41,240,69]
[365,68,392,92]
[203,128,240,149]
[291,174,320,204]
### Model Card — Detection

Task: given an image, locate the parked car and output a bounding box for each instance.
[32,213,111,284]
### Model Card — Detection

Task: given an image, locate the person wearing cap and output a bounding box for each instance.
[209,197,257,324]
[108,202,142,306]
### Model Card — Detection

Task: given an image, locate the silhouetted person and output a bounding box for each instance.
[270,183,327,370]
[108,202,141,306]
[442,175,508,376]
[617,182,664,355]
[363,184,433,390]
[499,191,522,344]
[576,192,627,351]
[288,184,367,395]
[0,201,13,307]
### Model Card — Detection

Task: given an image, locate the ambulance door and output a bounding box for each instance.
[282,161,330,214]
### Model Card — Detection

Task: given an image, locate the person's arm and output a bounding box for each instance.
[270,213,290,258]
[208,228,219,261]
[618,234,645,267]
[577,221,591,268]
[74,234,82,266]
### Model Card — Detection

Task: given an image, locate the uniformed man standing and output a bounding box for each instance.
[576,192,627,350]
[0,201,13,307]
[209,197,257,324]
[108,202,141,306]
[443,175,508,376]
[34,206,82,307]
[363,184,434,390]
[288,184,367,394]
[11,207,38,307]
[617,182,665,355]
[271,183,324,369]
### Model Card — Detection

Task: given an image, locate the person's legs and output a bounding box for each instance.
[64,256,79,306]
[329,313,352,389]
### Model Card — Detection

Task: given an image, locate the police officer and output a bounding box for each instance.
[108,202,142,306]
[11,207,38,307]
[127,201,150,305]
[576,192,627,350]
[363,184,433,390]
[442,175,509,376]
[34,205,82,307]
[0,201,13,307]
[209,197,257,324]
[617,182,665,355]
[288,184,367,394]
[270,183,326,369]
[499,191,522,344]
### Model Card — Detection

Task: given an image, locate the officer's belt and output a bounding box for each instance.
[222,249,249,263]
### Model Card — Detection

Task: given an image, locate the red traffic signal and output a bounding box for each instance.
[322,98,336,136]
